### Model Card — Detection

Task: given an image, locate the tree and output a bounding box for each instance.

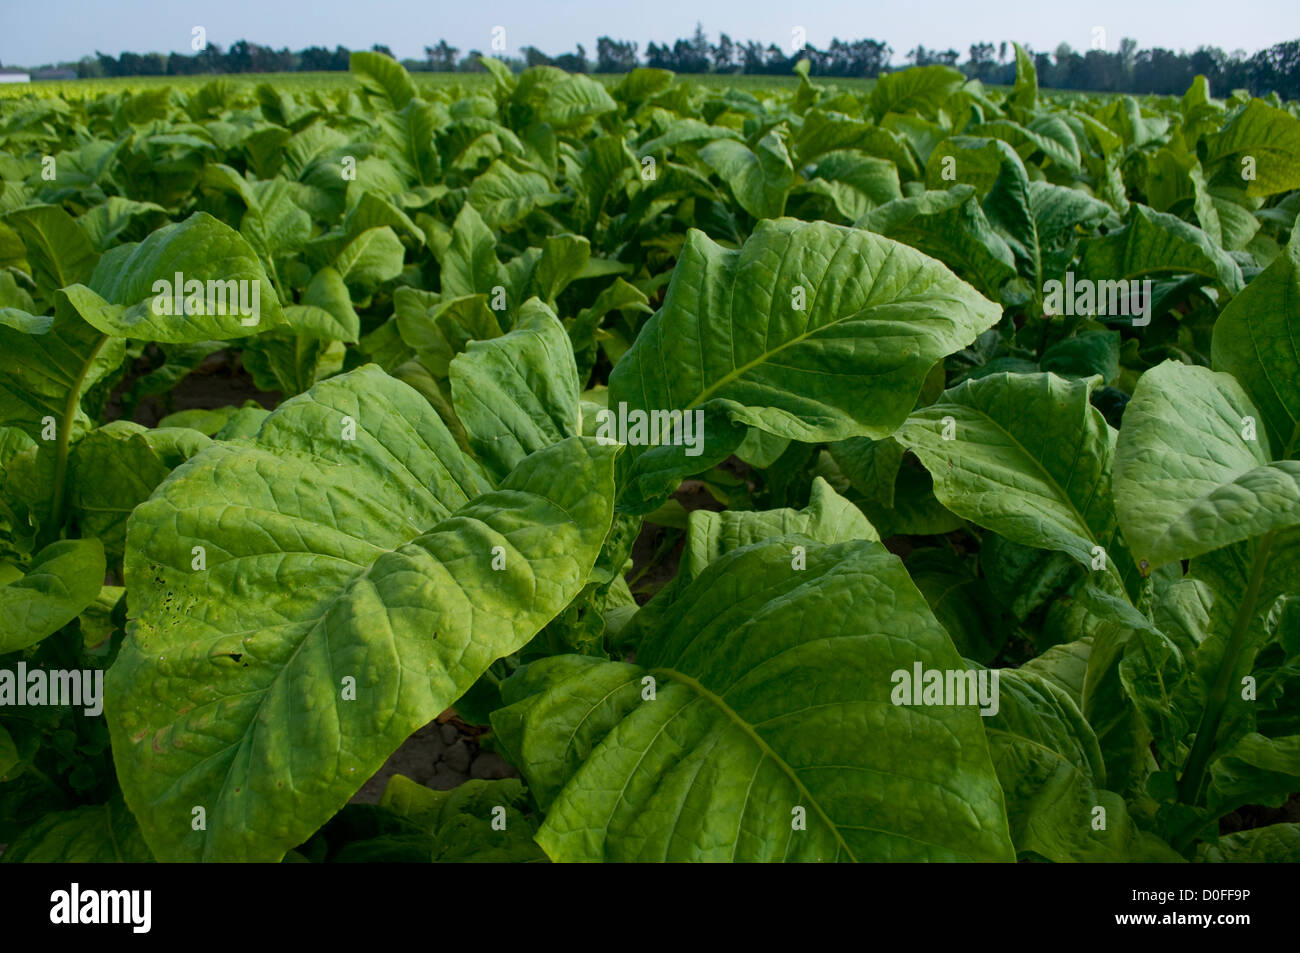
[967,42,996,80]
[520,45,551,68]
[1248,39,1300,99]
[670,25,710,72]
[553,44,588,72]
[1119,37,1138,68]
[300,45,349,71]
[224,40,253,73]
[740,40,766,73]
[645,42,671,70]
[457,50,487,72]
[425,40,459,71]
[596,36,638,73]
[1134,47,1194,94]
[838,38,890,77]
[691,22,709,65]
[711,33,736,73]
[1033,51,1054,86]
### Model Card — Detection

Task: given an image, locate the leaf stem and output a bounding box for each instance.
[1176,531,1275,805]
[45,333,110,546]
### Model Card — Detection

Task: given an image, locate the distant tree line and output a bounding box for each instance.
[37,27,1300,99]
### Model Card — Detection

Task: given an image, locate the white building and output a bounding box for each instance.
[0,69,31,83]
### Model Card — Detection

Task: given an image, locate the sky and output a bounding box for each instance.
[2,0,1298,68]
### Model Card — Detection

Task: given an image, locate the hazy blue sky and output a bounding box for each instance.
[2,0,1297,67]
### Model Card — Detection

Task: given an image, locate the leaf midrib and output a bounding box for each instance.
[648,664,858,862]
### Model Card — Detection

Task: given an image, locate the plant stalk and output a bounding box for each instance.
[45,334,110,547]
[1176,531,1275,805]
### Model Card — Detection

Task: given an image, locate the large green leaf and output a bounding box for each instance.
[333,225,404,293]
[977,118,1082,173]
[448,299,580,483]
[0,796,153,862]
[77,197,167,252]
[4,204,100,298]
[61,212,287,342]
[637,118,742,158]
[286,266,360,343]
[437,202,505,299]
[0,537,105,652]
[494,538,1015,861]
[858,186,1019,298]
[536,72,617,128]
[1078,204,1243,296]
[985,668,1181,861]
[1009,43,1037,112]
[982,144,1111,287]
[676,477,877,575]
[1205,99,1300,197]
[1198,823,1300,862]
[1207,732,1300,817]
[1180,528,1300,772]
[0,300,125,438]
[896,372,1126,582]
[1113,361,1300,569]
[699,130,794,219]
[1212,222,1300,458]
[365,775,547,863]
[608,218,1000,510]
[349,50,417,110]
[793,111,917,177]
[106,365,618,861]
[620,478,877,648]
[67,422,210,562]
[827,435,905,507]
[396,290,500,379]
[797,150,902,222]
[467,160,563,230]
[869,65,964,121]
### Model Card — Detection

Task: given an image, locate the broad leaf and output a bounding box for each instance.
[858,186,1019,298]
[0,537,105,652]
[699,130,794,219]
[1212,222,1300,458]
[608,218,1000,510]
[1198,823,1300,862]
[106,365,618,861]
[494,538,1015,861]
[349,51,417,110]
[4,204,100,297]
[449,300,581,483]
[1114,361,1300,569]
[0,797,153,863]
[897,372,1126,581]
[1078,204,1243,297]
[62,212,287,342]
[1205,99,1300,197]
[986,668,1181,861]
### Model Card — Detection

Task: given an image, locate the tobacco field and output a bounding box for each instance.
[0,48,1298,863]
